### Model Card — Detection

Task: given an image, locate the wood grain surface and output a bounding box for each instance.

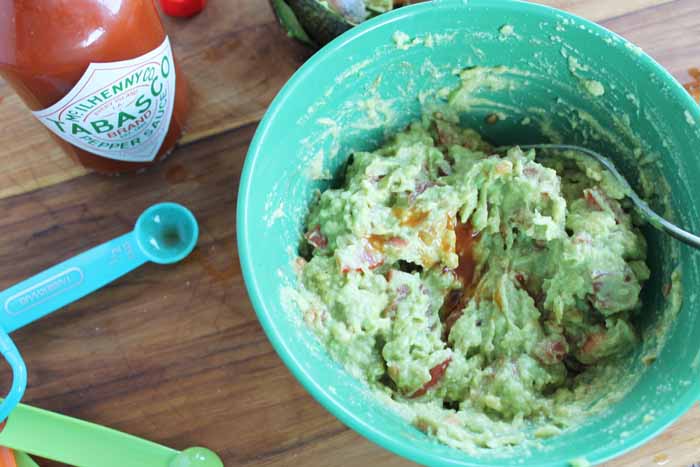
[0,1,698,466]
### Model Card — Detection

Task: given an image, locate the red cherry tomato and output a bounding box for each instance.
[159,0,207,17]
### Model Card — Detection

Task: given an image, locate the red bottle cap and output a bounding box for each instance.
[159,0,207,17]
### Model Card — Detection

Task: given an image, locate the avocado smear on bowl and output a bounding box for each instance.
[290,113,650,451]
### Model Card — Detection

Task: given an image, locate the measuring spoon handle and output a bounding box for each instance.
[0,232,147,333]
[0,403,178,467]
[0,331,26,421]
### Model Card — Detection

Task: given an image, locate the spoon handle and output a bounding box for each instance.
[514,144,700,250]
[0,403,178,467]
[13,452,38,467]
[0,331,26,421]
[0,232,148,333]
[625,190,700,249]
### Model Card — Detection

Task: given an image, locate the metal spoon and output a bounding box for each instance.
[500,144,700,249]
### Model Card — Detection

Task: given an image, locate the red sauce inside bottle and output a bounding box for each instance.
[0,0,189,173]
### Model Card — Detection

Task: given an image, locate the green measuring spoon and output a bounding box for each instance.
[13,452,37,467]
[0,403,223,467]
[14,451,38,467]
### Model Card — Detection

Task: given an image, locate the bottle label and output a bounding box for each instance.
[32,37,177,163]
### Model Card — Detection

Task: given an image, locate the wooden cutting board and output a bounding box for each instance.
[0,1,698,466]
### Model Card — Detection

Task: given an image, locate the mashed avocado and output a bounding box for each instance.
[293,114,649,450]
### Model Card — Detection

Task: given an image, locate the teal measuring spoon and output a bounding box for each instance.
[0,203,199,421]
[0,403,222,467]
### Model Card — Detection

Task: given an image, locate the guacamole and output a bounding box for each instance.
[292,114,649,450]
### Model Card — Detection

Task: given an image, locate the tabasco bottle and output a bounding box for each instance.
[0,0,189,174]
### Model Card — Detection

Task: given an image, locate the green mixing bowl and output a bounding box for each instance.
[238,1,700,465]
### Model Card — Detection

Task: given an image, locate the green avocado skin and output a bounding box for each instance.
[293,116,649,450]
[270,0,398,47]
[269,0,315,45]
[279,0,353,47]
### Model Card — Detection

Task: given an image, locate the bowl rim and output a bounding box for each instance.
[237,1,700,465]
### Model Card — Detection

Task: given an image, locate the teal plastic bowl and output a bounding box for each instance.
[238,1,700,465]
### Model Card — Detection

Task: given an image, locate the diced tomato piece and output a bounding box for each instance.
[386,236,408,247]
[369,235,407,253]
[410,358,452,398]
[584,189,603,211]
[362,246,384,270]
[383,283,410,318]
[581,332,605,356]
[523,165,540,178]
[305,225,327,249]
[536,340,568,365]
[340,242,384,273]
[584,188,625,224]
[589,271,613,309]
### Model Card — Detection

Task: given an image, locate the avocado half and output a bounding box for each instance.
[269,0,353,48]
[269,0,403,48]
